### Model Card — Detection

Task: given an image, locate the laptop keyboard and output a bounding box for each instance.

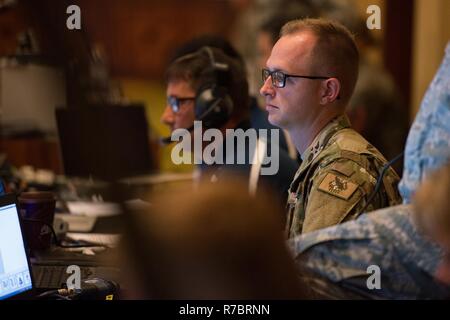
[32,265,95,289]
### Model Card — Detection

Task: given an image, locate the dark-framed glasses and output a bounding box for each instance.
[167,96,196,113]
[262,68,334,88]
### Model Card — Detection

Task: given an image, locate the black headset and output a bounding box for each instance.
[193,46,234,129]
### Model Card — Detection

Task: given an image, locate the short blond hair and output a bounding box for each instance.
[281,18,359,105]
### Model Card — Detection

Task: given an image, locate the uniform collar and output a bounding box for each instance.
[299,114,351,169]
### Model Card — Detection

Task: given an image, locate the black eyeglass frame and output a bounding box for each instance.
[167,96,196,113]
[262,68,335,88]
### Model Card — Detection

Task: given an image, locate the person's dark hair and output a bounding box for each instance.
[165,46,250,122]
[281,18,359,105]
[169,34,245,69]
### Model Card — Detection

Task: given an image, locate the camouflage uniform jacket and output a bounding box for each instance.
[286,115,401,238]
[288,205,450,299]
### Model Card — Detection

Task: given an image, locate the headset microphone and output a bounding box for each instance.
[160,135,174,145]
[159,123,195,145]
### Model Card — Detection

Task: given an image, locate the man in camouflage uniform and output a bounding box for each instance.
[260,18,401,237]
[288,42,450,299]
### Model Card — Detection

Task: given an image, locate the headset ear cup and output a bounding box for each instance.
[195,85,233,128]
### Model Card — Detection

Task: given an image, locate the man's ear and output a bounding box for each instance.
[319,78,341,105]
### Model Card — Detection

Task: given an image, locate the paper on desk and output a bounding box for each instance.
[125,199,151,210]
[55,213,97,232]
[66,201,121,217]
[66,232,121,247]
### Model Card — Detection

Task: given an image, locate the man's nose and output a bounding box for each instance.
[260,76,275,98]
[161,105,175,126]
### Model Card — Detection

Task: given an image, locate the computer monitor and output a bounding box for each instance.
[0,179,5,195]
[0,194,34,300]
[56,105,154,181]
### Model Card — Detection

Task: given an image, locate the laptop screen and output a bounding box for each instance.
[0,198,33,299]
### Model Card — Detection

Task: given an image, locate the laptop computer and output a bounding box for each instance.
[0,193,122,299]
[0,194,34,300]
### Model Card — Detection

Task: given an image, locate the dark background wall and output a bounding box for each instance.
[0,0,237,79]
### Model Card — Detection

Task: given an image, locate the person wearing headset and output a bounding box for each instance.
[260,18,401,237]
[160,45,297,210]
[168,34,298,163]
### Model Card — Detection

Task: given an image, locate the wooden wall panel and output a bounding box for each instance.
[0,138,63,173]
[1,0,236,79]
[72,0,237,79]
[384,0,414,111]
[80,0,237,78]
[0,4,28,56]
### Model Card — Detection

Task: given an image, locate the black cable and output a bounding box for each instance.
[36,289,72,300]
[358,152,404,216]
[50,294,71,301]
[36,290,59,299]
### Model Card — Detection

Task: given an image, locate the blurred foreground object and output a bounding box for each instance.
[120,177,304,299]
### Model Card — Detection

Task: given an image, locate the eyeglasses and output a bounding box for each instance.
[167,96,195,113]
[262,68,334,88]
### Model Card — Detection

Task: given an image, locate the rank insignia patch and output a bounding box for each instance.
[318,173,358,200]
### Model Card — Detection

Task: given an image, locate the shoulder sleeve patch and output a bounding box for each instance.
[329,161,355,177]
[317,173,359,200]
